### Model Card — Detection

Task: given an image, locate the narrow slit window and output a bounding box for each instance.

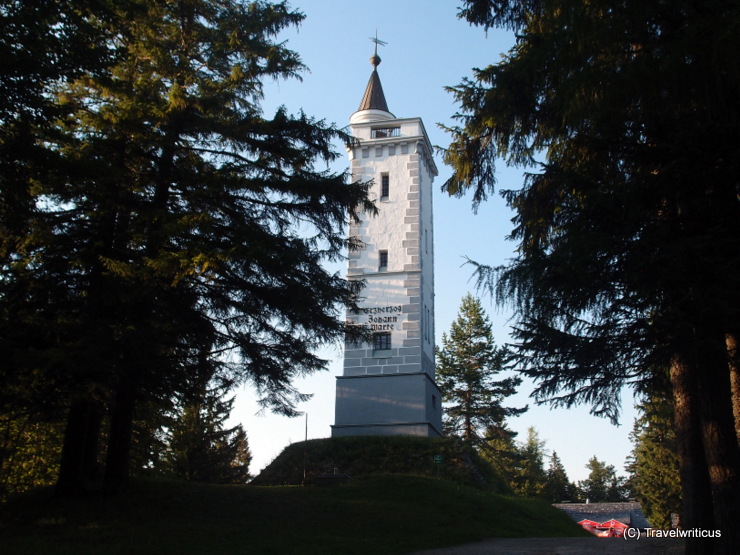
[423,304,427,342]
[380,173,389,198]
[427,307,431,343]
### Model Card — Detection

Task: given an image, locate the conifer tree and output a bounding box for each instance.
[578,456,627,503]
[0,0,125,498]
[479,423,521,492]
[512,427,547,498]
[444,2,739,551]
[545,451,572,503]
[628,393,682,528]
[1,0,372,495]
[481,425,549,498]
[162,360,252,484]
[436,294,525,444]
[0,0,118,427]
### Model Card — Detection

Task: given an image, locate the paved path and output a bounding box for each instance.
[412,537,685,554]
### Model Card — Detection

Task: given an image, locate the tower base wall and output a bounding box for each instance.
[332,372,442,438]
[331,422,440,437]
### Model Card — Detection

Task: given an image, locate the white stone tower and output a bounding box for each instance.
[332,46,442,437]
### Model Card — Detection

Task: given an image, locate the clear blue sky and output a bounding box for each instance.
[232,0,639,483]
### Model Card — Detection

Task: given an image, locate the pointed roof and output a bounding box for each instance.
[358,56,389,112]
[350,47,394,124]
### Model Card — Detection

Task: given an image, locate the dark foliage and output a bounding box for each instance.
[0,0,372,496]
[627,391,682,528]
[444,2,739,551]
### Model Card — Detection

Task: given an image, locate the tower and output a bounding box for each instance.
[332,46,442,437]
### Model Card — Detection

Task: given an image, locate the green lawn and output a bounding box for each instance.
[1,474,587,554]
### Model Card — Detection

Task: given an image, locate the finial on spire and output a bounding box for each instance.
[369,31,387,68]
[352,32,394,121]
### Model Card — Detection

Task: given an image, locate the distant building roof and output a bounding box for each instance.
[554,501,652,530]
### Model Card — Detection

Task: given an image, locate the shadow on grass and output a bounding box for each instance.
[1,474,587,555]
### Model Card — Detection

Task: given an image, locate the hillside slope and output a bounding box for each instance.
[1,474,587,554]
[251,436,508,492]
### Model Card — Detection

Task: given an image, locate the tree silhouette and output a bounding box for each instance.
[444,2,739,551]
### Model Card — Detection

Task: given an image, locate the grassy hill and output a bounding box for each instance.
[1,474,587,554]
[251,436,508,492]
[1,437,589,554]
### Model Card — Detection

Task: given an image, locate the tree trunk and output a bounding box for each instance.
[694,335,740,555]
[55,399,103,496]
[670,354,714,555]
[464,388,473,442]
[727,333,740,444]
[103,373,137,494]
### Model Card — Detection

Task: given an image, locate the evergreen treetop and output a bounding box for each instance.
[436,294,525,443]
[545,451,572,503]
[578,456,627,503]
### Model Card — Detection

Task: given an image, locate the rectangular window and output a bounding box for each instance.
[380,174,389,198]
[379,250,388,270]
[373,332,391,351]
[371,127,400,138]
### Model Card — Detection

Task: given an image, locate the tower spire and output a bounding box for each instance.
[355,33,392,117]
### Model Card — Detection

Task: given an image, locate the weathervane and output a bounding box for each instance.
[369,31,387,68]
